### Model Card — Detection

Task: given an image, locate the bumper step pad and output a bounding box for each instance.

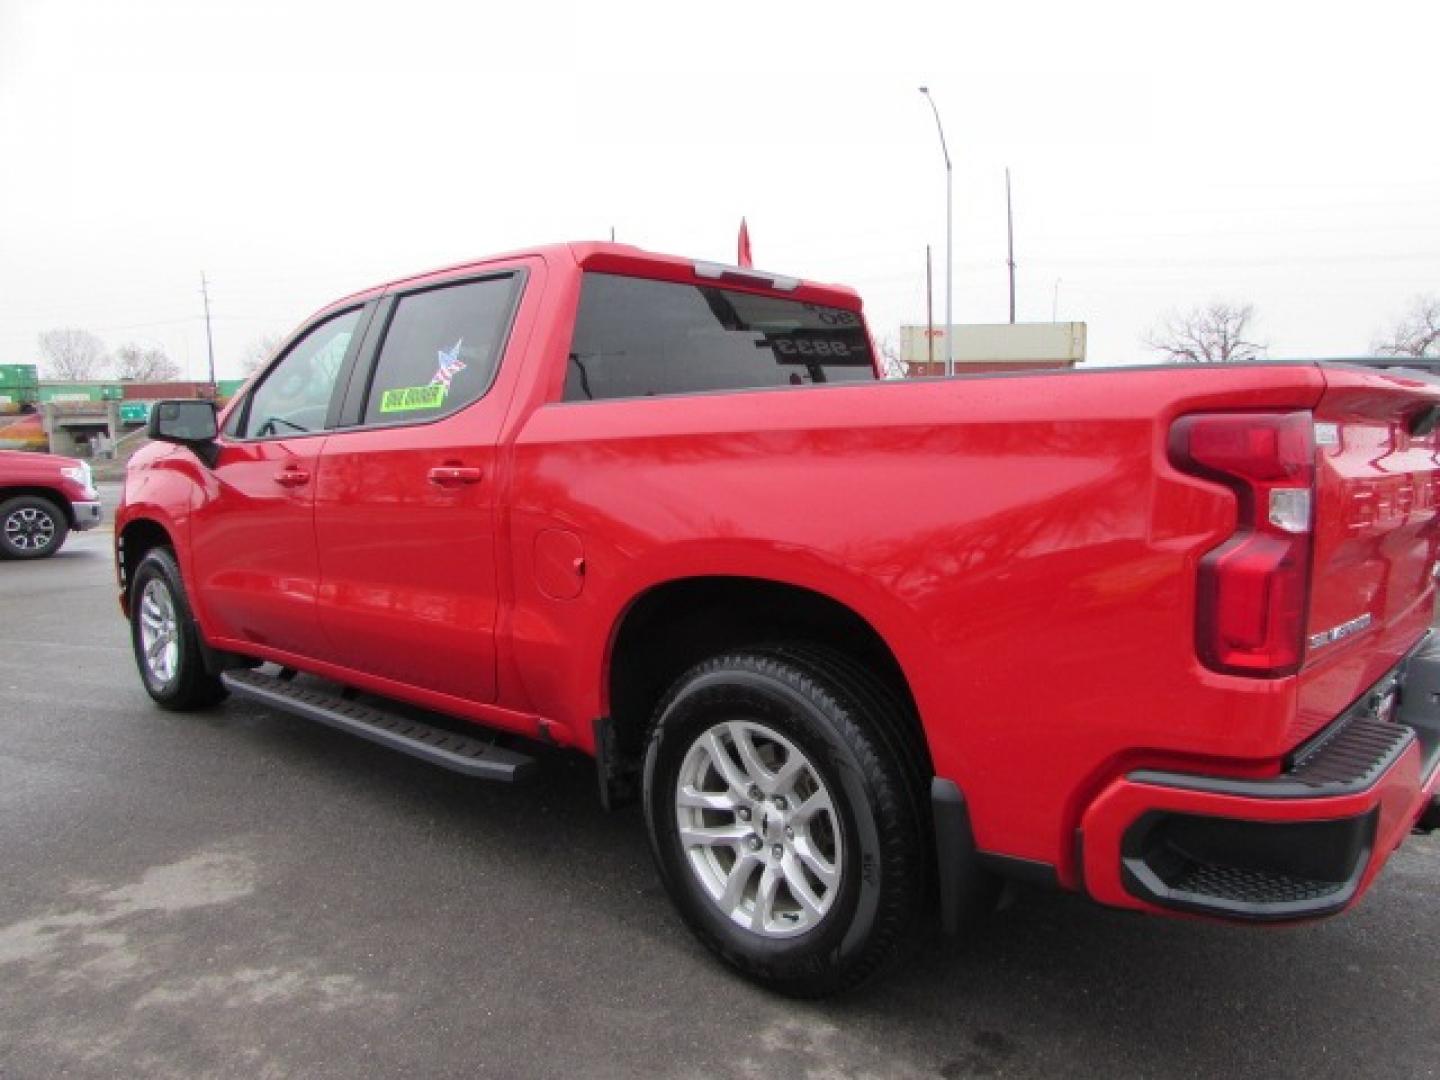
[1170,862,1346,907]
[1120,809,1377,921]
[1129,715,1414,801]
[222,669,535,782]
[1288,716,1414,792]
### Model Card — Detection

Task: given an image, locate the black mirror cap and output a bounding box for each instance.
[148,399,219,445]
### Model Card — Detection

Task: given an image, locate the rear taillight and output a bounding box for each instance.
[1169,411,1316,677]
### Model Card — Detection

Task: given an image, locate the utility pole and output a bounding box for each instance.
[1052,278,1062,322]
[1006,167,1016,325]
[919,87,953,376]
[200,272,216,388]
[925,244,934,373]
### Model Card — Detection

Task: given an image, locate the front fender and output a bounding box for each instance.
[114,450,204,622]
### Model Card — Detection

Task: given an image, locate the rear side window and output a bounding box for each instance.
[362,275,519,426]
[563,273,876,402]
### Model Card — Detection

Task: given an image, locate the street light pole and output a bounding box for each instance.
[200,272,216,389]
[1005,166,1016,325]
[919,87,953,376]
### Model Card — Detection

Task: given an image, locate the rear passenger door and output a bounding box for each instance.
[312,271,525,702]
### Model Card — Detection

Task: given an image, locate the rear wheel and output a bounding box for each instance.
[643,650,928,997]
[0,495,68,559]
[129,548,227,710]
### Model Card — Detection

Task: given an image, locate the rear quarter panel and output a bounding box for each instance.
[506,364,1328,873]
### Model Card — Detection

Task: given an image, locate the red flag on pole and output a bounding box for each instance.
[738,218,753,268]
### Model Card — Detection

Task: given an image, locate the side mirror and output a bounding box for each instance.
[148,399,218,445]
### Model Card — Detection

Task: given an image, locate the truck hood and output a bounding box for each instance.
[0,449,80,471]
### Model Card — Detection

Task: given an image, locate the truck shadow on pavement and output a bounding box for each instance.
[198,698,1437,1079]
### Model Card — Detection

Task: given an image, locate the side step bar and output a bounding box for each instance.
[222,669,536,782]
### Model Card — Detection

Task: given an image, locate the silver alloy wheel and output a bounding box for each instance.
[4,507,56,551]
[675,720,843,938]
[138,578,180,686]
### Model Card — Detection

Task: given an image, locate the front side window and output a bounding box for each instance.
[361,275,519,426]
[563,273,876,402]
[240,308,361,438]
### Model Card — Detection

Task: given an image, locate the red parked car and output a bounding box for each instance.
[115,242,1440,995]
[0,449,102,558]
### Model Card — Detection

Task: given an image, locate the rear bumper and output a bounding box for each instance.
[1079,634,1440,922]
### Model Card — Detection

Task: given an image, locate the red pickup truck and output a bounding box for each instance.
[0,449,102,558]
[115,242,1440,996]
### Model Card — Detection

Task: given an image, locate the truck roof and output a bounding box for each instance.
[320,241,864,318]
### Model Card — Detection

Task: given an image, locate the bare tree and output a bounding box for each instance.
[1372,295,1440,358]
[114,343,180,382]
[37,328,109,380]
[876,335,909,379]
[242,333,284,374]
[1145,302,1267,363]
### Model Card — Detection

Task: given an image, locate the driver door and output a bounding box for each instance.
[190,304,371,661]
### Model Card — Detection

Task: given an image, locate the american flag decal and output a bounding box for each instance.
[431,339,467,390]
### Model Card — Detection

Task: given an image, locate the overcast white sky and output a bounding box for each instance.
[2,0,1437,379]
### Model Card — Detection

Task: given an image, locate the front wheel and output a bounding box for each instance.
[0,495,69,559]
[642,651,928,997]
[129,548,227,710]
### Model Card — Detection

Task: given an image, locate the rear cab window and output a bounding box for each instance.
[563,273,876,402]
[360,274,521,426]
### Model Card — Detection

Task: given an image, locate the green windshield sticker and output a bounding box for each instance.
[380,384,447,413]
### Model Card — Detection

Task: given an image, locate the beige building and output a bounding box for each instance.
[902,322,1086,377]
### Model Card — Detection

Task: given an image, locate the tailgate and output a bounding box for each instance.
[1296,365,1440,741]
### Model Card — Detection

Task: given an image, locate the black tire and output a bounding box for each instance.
[0,495,69,559]
[128,547,228,710]
[763,643,1001,931]
[643,650,928,997]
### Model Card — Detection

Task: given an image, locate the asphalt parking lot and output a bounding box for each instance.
[2,518,1437,1079]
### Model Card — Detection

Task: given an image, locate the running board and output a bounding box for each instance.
[222,669,536,782]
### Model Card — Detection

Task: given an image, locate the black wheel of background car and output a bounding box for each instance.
[129,547,227,710]
[0,495,69,560]
[642,649,929,997]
